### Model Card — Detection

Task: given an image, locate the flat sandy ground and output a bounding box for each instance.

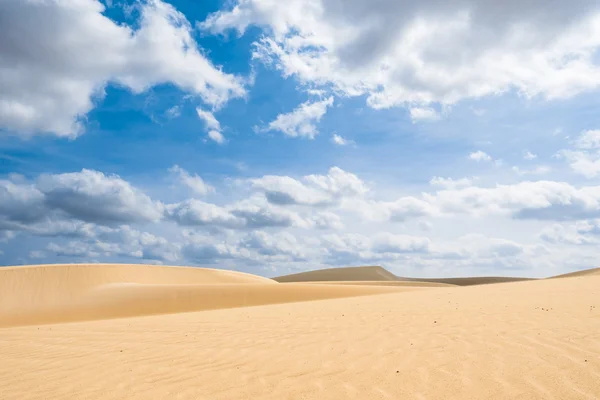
[1,264,599,399]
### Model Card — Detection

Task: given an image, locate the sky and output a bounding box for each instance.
[2,0,600,278]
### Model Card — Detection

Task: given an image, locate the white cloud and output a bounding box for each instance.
[7,165,600,275]
[196,108,226,144]
[239,230,307,260]
[265,97,333,138]
[409,107,440,123]
[468,151,493,162]
[0,0,246,138]
[344,180,600,223]
[539,220,600,245]
[202,0,600,111]
[165,105,181,119]
[164,199,243,229]
[251,167,369,207]
[331,133,353,146]
[524,151,538,160]
[37,169,163,224]
[511,165,551,176]
[429,176,475,189]
[559,129,600,177]
[208,130,226,144]
[196,108,221,131]
[169,165,214,196]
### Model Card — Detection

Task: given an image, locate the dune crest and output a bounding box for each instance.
[549,267,600,279]
[273,266,398,282]
[0,264,417,327]
[274,265,535,286]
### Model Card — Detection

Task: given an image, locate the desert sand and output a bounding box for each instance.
[1,263,599,399]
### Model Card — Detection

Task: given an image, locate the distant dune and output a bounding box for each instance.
[273,265,398,282]
[274,265,535,286]
[302,280,455,287]
[0,264,414,327]
[549,267,600,279]
[399,276,537,286]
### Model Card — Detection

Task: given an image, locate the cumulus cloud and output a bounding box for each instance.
[196,108,226,144]
[39,225,179,262]
[250,167,369,207]
[239,230,307,260]
[343,180,600,223]
[169,165,214,196]
[539,219,600,245]
[164,195,342,230]
[524,151,538,160]
[468,150,493,162]
[37,169,163,224]
[0,0,245,138]
[409,107,440,123]
[511,165,551,176]
[429,176,475,189]
[559,129,600,177]
[0,170,162,235]
[331,133,353,146]
[207,130,226,144]
[202,0,600,111]
[164,199,243,229]
[264,97,333,138]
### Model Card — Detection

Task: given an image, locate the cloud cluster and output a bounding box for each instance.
[0,0,245,137]
[559,130,600,178]
[250,167,369,207]
[202,0,600,110]
[0,169,162,238]
[344,180,600,222]
[2,164,600,275]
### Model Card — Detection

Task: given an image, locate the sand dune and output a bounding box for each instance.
[1,271,599,399]
[400,276,537,286]
[0,264,416,327]
[0,263,273,315]
[302,280,455,287]
[274,265,535,286]
[550,267,600,279]
[273,265,399,282]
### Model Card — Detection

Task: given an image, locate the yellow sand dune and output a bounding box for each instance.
[0,264,416,327]
[1,271,599,399]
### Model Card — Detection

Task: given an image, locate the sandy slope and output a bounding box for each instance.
[1,274,599,399]
[0,264,416,327]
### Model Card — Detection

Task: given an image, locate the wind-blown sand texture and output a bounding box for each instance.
[1,263,599,399]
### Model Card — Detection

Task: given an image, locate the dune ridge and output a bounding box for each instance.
[0,264,419,327]
[549,267,600,279]
[273,265,398,282]
[274,265,536,286]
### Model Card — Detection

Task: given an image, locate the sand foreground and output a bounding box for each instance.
[0,264,599,399]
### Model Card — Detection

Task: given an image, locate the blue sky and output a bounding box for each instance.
[2,0,600,277]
